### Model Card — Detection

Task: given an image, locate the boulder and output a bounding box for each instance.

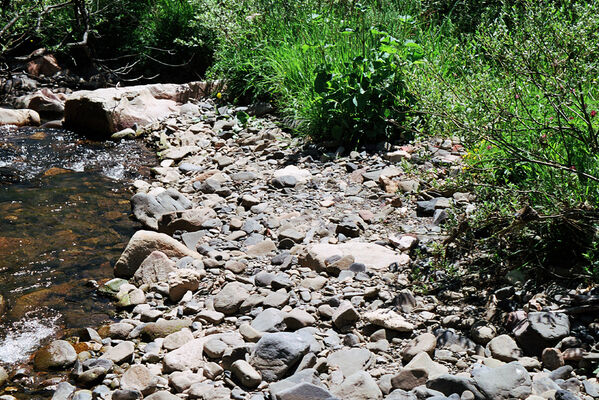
[472,362,532,399]
[131,190,192,230]
[168,269,204,302]
[114,230,201,278]
[250,332,310,381]
[514,312,570,355]
[63,82,212,136]
[299,242,409,272]
[157,207,217,234]
[120,365,156,395]
[34,340,77,370]
[15,88,66,115]
[0,108,40,127]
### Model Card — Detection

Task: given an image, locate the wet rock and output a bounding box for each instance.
[472,362,532,399]
[76,367,107,387]
[114,230,201,278]
[34,340,77,370]
[250,332,310,381]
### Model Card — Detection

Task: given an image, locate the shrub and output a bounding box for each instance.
[414,0,599,279]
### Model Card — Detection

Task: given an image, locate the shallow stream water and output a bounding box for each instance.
[0,126,155,369]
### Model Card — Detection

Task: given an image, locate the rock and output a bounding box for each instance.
[100,341,135,364]
[132,251,177,286]
[332,371,383,400]
[163,329,194,351]
[300,242,409,272]
[274,383,334,400]
[15,88,66,115]
[34,340,77,370]
[163,338,204,372]
[390,368,428,391]
[284,309,316,330]
[144,391,180,400]
[247,239,277,257]
[555,390,582,400]
[472,362,532,399]
[168,269,203,302]
[0,367,7,386]
[488,334,523,362]
[251,308,286,333]
[404,352,448,380]
[204,339,227,358]
[426,375,484,399]
[213,282,250,315]
[188,383,231,400]
[131,190,192,230]
[272,176,297,189]
[542,347,565,370]
[231,360,262,388]
[250,332,310,381]
[332,301,360,330]
[0,108,40,127]
[64,82,209,136]
[77,367,107,387]
[470,323,496,345]
[111,390,142,400]
[269,369,322,399]
[514,312,570,355]
[402,333,436,361]
[327,348,372,377]
[52,382,76,400]
[27,52,61,76]
[158,207,217,234]
[120,365,156,395]
[364,309,415,332]
[169,370,204,392]
[273,166,312,183]
[142,319,192,340]
[114,230,201,278]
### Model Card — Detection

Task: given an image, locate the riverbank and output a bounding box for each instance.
[1,88,599,400]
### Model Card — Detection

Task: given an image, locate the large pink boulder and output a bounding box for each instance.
[63,82,212,136]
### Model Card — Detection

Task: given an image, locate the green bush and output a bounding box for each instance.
[414,0,599,278]
[210,0,424,144]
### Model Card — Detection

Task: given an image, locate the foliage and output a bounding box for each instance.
[209,0,424,144]
[413,0,599,279]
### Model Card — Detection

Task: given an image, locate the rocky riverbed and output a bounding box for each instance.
[2,94,599,400]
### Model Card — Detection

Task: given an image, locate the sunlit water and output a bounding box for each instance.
[0,126,155,369]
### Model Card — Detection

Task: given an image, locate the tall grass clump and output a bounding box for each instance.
[210,0,429,145]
